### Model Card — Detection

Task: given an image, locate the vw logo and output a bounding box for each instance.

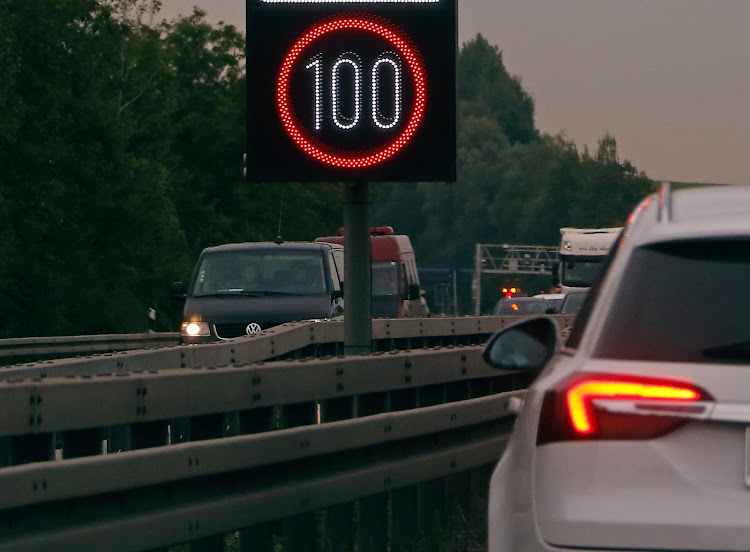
[245,322,262,335]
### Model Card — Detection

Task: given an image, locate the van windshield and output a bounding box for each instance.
[561,257,605,288]
[372,261,399,295]
[191,250,327,296]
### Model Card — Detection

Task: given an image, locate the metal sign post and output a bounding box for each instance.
[343,182,372,354]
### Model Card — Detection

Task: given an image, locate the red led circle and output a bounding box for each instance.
[277,14,427,169]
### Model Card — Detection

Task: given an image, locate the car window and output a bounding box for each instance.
[372,261,399,295]
[594,239,750,363]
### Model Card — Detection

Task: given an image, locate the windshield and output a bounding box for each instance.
[372,261,399,295]
[191,250,327,296]
[561,257,605,288]
[595,240,750,363]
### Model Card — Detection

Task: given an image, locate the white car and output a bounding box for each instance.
[483,183,750,551]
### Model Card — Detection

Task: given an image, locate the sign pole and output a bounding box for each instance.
[343,181,372,355]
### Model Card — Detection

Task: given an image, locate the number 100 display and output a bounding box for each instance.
[246,0,456,182]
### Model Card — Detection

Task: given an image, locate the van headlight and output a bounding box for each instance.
[181,321,210,337]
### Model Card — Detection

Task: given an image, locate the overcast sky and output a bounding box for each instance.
[159,0,749,185]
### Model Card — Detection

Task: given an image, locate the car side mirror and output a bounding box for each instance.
[482,317,559,374]
[332,289,344,300]
[171,281,187,300]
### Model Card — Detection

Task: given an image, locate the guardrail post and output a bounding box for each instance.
[357,493,387,552]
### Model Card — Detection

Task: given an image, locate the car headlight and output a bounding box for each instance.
[181,321,210,337]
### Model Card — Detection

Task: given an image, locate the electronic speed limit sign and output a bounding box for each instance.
[246,0,456,182]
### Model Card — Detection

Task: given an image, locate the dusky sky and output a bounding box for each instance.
[160,0,749,185]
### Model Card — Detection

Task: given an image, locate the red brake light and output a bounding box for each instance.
[537,373,712,444]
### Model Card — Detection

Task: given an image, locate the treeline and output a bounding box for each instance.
[0,1,652,337]
[0,0,341,336]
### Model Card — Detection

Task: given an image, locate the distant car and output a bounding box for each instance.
[533,293,566,314]
[172,241,344,343]
[493,296,554,316]
[558,288,588,314]
[482,183,750,552]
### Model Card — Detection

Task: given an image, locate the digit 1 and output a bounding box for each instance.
[305,54,323,131]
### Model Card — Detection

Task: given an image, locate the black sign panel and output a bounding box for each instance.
[246,0,456,182]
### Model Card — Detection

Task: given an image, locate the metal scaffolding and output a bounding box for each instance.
[473,243,560,315]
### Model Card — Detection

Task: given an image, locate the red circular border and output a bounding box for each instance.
[276,14,427,169]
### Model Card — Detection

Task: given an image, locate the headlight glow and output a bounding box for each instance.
[182,321,210,337]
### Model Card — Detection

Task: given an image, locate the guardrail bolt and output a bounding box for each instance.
[405,375,412,383]
[450,460,457,469]
[336,368,344,376]
[336,383,344,391]
[36,415,41,425]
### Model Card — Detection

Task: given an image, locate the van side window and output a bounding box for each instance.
[328,249,344,289]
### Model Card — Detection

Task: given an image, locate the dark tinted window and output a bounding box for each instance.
[594,240,750,363]
[560,291,588,314]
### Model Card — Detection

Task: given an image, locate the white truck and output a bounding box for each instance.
[557,227,622,293]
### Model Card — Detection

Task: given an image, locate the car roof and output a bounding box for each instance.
[627,185,750,247]
[201,241,342,254]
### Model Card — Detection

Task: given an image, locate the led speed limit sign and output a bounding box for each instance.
[246,0,456,182]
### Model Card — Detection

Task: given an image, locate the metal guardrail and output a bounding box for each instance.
[0,332,179,365]
[0,315,576,551]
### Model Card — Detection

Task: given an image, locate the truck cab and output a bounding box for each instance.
[557,227,622,293]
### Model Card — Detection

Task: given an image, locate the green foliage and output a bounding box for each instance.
[0,0,342,337]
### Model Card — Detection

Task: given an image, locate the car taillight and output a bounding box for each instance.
[537,373,712,445]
